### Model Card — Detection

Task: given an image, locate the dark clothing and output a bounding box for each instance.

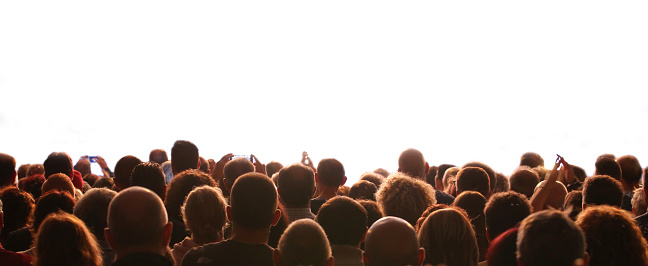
[169,216,189,247]
[435,190,455,205]
[182,239,274,266]
[311,198,327,214]
[636,212,648,241]
[4,227,32,252]
[621,191,633,212]
[112,252,173,266]
[0,243,31,266]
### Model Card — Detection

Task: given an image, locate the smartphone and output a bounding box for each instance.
[88,156,98,162]
[230,155,255,163]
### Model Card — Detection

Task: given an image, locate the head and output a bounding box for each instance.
[348,180,378,201]
[418,208,479,266]
[0,186,35,233]
[274,219,334,266]
[415,204,453,231]
[113,155,142,191]
[484,191,531,240]
[228,172,280,230]
[533,180,568,210]
[41,173,75,196]
[171,140,199,174]
[373,168,390,178]
[17,163,30,179]
[43,152,73,178]
[632,188,647,216]
[165,169,216,223]
[182,186,227,244]
[617,155,642,188]
[32,190,76,234]
[509,167,540,199]
[34,212,102,266]
[516,210,587,266]
[357,199,384,228]
[435,164,456,191]
[425,165,438,187]
[223,157,255,192]
[398,148,427,179]
[582,175,624,209]
[486,227,519,266]
[594,157,622,181]
[363,216,425,266]
[149,149,169,165]
[105,187,173,257]
[442,167,460,195]
[266,161,284,178]
[453,191,487,221]
[564,191,584,220]
[336,185,350,196]
[463,161,497,192]
[198,157,210,174]
[493,172,509,194]
[93,177,114,189]
[83,173,100,187]
[27,164,45,176]
[73,188,117,241]
[316,158,347,187]
[520,152,544,168]
[316,196,367,247]
[277,163,316,208]
[456,167,491,198]
[571,165,587,182]
[376,172,436,226]
[360,172,385,188]
[131,162,166,200]
[74,158,91,177]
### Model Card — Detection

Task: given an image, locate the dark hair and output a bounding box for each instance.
[230,173,278,229]
[131,162,166,200]
[83,173,100,187]
[32,190,76,234]
[571,165,587,182]
[266,161,284,178]
[43,152,72,178]
[617,155,642,185]
[520,152,544,168]
[348,180,378,201]
[0,153,17,186]
[484,191,531,240]
[223,158,254,190]
[278,164,315,207]
[316,196,367,246]
[436,164,456,186]
[509,167,539,199]
[165,169,216,224]
[594,157,622,181]
[149,149,169,165]
[582,175,624,208]
[564,191,583,221]
[359,172,384,188]
[356,199,383,228]
[453,191,489,261]
[171,140,199,174]
[113,155,142,190]
[0,187,35,233]
[426,166,438,186]
[463,161,496,192]
[92,177,114,189]
[456,167,491,198]
[316,158,345,187]
[486,227,519,266]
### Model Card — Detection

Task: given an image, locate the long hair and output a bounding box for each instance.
[418,208,479,266]
[33,211,102,266]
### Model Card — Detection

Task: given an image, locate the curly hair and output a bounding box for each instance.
[376,172,436,226]
[0,186,35,233]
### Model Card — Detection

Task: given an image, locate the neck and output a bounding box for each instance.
[316,185,338,199]
[623,181,639,192]
[230,224,270,245]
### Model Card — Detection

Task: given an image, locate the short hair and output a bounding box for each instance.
[107,187,169,249]
[34,212,102,266]
[571,165,587,182]
[373,168,389,178]
[357,199,383,228]
[17,163,30,179]
[484,191,531,240]
[426,165,438,187]
[564,191,583,221]
[398,148,427,178]
[32,190,76,234]
[74,159,91,177]
[73,188,117,239]
[171,140,199,174]
[316,196,367,246]
[415,204,454,232]
[336,185,350,196]
[83,173,100,187]
[317,158,346,187]
[576,205,648,266]
[582,175,624,208]
[617,155,642,185]
[463,161,496,192]
[199,157,210,174]
[182,186,227,242]
[509,167,540,199]
[92,177,114,189]
[594,157,622,181]
[266,161,284,178]
[348,180,378,201]
[516,210,586,266]
[223,158,254,190]
[418,208,479,266]
[149,149,169,165]
[493,172,509,194]
[20,174,45,200]
[360,172,385,188]
[531,166,549,181]
[376,172,436,226]
[165,169,216,227]
[486,227,519,266]
[632,188,647,216]
[520,152,544,168]
[43,152,72,178]
[435,164,456,188]
[41,173,75,197]
[113,155,142,190]
[0,186,35,233]
[456,167,491,198]
[131,162,166,200]
[277,219,332,266]
[277,164,315,207]
[229,172,278,229]
[0,153,17,186]
[27,164,45,176]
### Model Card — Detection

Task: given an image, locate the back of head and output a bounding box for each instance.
[463,161,496,192]
[509,167,539,199]
[418,208,479,266]
[131,162,166,200]
[43,152,72,178]
[533,180,568,210]
[74,159,91,177]
[171,140,199,174]
[276,219,332,266]
[360,172,385,188]
[456,167,491,198]
[617,155,642,186]
[17,163,30,179]
[34,212,101,266]
[266,161,284,179]
[149,149,169,165]
[373,168,390,178]
[564,191,584,220]
[316,196,367,246]
[113,155,142,190]
[107,187,169,251]
[493,172,509,194]
[363,216,422,266]
[33,190,76,233]
[0,153,17,186]
[426,166,438,187]
[443,167,461,194]
[348,180,378,201]
[486,227,519,266]
[398,148,426,179]
[582,175,624,208]
[0,186,35,233]
[576,205,648,266]
[516,210,586,266]
[73,188,117,240]
[165,169,216,220]
[520,152,544,168]
[376,172,436,226]
[224,157,255,190]
[594,157,622,181]
[41,173,75,196]
[357,199,384,228]
[571,165,587,182]
[484,191,531,240]
[230,172,278,229]
[27,164,45,176]
[277,163,315,208]
[453,191,487,221]
[182,186,227,243]
[93,177,114,189]
[317,158,346,187]
[199,157,210,174]
[435,164,456,189]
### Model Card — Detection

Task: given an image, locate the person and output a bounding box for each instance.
[105,187,174,266]
[172,186,227,266]
[311,158,347,214]
[373,168,389,178]
[492,172,510,194]
[576,205,648,266]
[315,196,367,266]
[516,210,588,266]
[425,165,438,188]
[273,219,334,266]
[453,191,488,262]
[18,164,45,200]
[277,163,316,222]
[74,157,91,177]
[0,187,34,247]
[484,191,531,240]
[398,148,455,204]
[266,161,283,179]
[594,157,632,211]
[418,208,479,266]
[33,212,102,266]
[0,199,31,266]
[485,227,519,266]
[131,162,167,201]
[0,153,17,187]
[582,175,624,209]
[356,199,383,228]
[182,173,281,266]
[73,188,118,266]
[519,152,544,168]
[508,167,539,200]
[362,216,425,266]
[149,149,169,165]
[41,173,75,198]
[636,167,648,240]
[348,180,378,201]
[376,172,436,226]
[463,162,497,196]
[359,172,384,189]
[43,152,83,190]
[633,188,647,217]
[113,155,142,192]
[434,164,456,191]
[455,167,491,199]
[222,157,255,194]
[564,191,584,220]
[529,156,570,212]
[442,167,460,195]
[171,140,200,174]
[618,155,642,211]
[16,164,29,180]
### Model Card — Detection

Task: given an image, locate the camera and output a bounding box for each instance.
[88,156,98,162]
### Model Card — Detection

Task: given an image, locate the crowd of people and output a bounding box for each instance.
[1,140,648,266]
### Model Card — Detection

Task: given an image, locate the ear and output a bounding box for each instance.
[273,249,282,266]
[417,247,425,266]
[424,162,430,175]
[271,209,282,226]
[162,222,173,246]
[326,256,335,266]
[105,228,115,249]
[342,176,347,186]
[226,205,233,223]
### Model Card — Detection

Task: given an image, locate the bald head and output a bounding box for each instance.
[363,216,424,266]
[398,148,427,179]
[533,181,568,211]
[149,149,169,165]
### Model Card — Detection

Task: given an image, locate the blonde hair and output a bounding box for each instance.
[418,208,479,266]
[34,211,102,266]
[181,186,227,244]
